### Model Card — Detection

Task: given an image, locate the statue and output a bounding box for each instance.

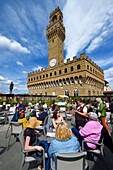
[9,82,14,94]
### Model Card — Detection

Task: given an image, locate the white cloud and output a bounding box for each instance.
[63,0,113,59]
[32,66,42,71]
[0,76,11,84]
[86,28,111,53]
[16,61,23,66]
[0,35,30,53]
[21,37,28,42]
[0,75,13,93]
[14,83,28,92]
[104,67,113,90]
[22,71,27,74]
[0,76,6,81]
[94,56,113,67]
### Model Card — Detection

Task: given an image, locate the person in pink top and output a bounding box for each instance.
[72,112,103,149]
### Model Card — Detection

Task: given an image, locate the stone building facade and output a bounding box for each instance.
[27,7,104,97]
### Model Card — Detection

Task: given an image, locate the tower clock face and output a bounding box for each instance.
[49,58,56,67]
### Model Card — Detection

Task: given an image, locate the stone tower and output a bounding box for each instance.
[46,6,65,69]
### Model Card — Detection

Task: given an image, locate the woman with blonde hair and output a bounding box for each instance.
[96,98,110,135]
[48,122,80,169]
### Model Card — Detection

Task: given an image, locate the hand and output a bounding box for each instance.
[78,126,82,130]
[35,146,44,151]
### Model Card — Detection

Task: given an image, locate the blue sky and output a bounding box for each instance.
[0,0,113,94]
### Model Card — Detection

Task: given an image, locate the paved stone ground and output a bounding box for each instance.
[0,118,113,170]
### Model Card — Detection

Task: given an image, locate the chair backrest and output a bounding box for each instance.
[43,116,49,136]
[55,151,87,170]
[44,115,53,136]
[10,122,23,134]
[9,106,16,112]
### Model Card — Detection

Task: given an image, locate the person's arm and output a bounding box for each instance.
[48,140,56,157]
[24,136,43,151]
[52,118,57,129]
[60,115,64,122]
[75,109,87,117]
[79,122,91,137]
[99,103,104,112]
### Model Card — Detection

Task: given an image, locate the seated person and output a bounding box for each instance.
[72,112,103,150]
[52,110,64,129]
[37,107,48,124]
[24,116,49,170]
[11,107,22,122]
[18,101,26,111]
[18,108,28,129]
[48,122,80,169]
[26,110,36,121]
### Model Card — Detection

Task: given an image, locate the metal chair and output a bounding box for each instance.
[7,122,23,150]
[35,115,50,136]
[19,130,45,170]
[51,151,87,170]
[82,138,104,160]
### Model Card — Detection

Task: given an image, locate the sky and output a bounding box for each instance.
[0,0,113,94]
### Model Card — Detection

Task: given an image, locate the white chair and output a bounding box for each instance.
[9,106,16,113]
[19,131,45,170]
[0,115,8,124]
[7,122,23,150]
[51,151,87,170]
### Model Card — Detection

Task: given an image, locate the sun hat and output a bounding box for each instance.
[27,117,42,129]
[96,98,102,103]
[88,112,98,121]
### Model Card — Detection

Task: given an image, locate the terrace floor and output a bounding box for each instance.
[0,116,113,170]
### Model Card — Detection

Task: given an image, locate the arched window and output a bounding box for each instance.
[74,89,78,97]
[70,77,74,84]
[77,64,80,70]
[75,76,78,84]
[59,70,62,74]
[88,90,91,96]
[70,66,74,71]
[65,90,69,96]
[52,15,57,23]
[64,68,67,73]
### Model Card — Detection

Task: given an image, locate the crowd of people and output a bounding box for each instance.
[8,97,113,170]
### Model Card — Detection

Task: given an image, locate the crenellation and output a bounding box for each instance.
[80,53,87,59]
[73,56,77,61]
[66,58,70,63]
